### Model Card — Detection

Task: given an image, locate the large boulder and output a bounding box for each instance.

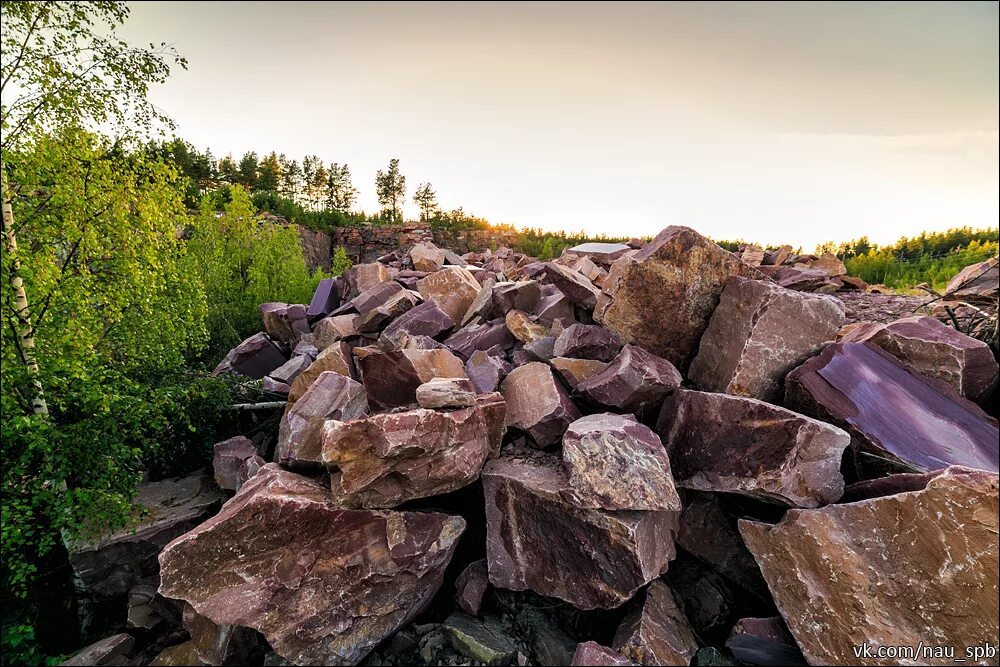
[305,278,340,319]
[322,393,506,508]
[351,282,419,332]
[417,267,482,323]
[942,255,998,304]
[600,226,764,372]
[287,342,354,403]
[688,277,845,402]
[276,372,369,468]
[492,280,541,314]
[482,454,678,610]
[540,262,602,309]
[552,323,623,362]
[444,320,516,361]
[785,342,999,473]
[260,303,310,345]
[312,314,359,350]
[410,242,448,272]
[841,315,998,402]
[739,466,999,666]
[563,242,632,265]
[343,263,393,300]
[212,332,287,379]
[382,299,455,340]
[357,347,467,409]
[612,581,699,667]
[576,344,682,416]
[500,362,580,447]
[158,464,465,666]
[560,413,680,511]
[657,390,849,508]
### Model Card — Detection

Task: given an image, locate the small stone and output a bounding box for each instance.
[276,372,369,468]
[213,436,259,492]
[358,347,468,409]
[455,559,489,616]
[577,345,682,416]
[500,362,581,447]
[740,245,765,266]
[534,290,575,324]
[268,353,313,386]
[505,309,549,343]
[415,377,477,409]
[612,581,699,667]
[552,323,623,361]
[262,376,290,395]
[522,335,556,362]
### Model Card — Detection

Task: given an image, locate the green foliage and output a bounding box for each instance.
[516,227,632,259]
[331,245,354,276]
[845,239,999,290]
[375,158,406,222]
[413,182,438,222]
[0,622,61,666]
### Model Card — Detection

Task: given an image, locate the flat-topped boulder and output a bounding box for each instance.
[417,266,482,323]
[276,372,369,468]
[410,242,448,272]
[357,347,468,409]
[492,280,541,313]
[415,377,477,409]
[564,242,633,265]
[287,341,354,403]
[540,261,602,308]
[500,362,580,446]
[382,299,455,340]
[444,320,515,360]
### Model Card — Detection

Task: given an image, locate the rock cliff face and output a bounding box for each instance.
[69,231,999,667]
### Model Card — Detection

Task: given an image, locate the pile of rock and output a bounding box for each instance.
[64,229,999,667]
[735,243,868,294]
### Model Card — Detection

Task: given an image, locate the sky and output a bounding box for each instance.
[121,1,999,250]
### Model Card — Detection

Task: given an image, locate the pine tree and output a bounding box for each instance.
[413,181,438,222]
[326,163,358,211]
[257,151,282,192]
[282,158,301,201]
[375,158,406,223]
[218,154,239,184]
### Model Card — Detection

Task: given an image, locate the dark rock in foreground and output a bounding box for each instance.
[725,616,806,666]
[612,580,699,666]
[577,344,682,417]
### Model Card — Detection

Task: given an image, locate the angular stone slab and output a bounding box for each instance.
[268,353,313,386]
[311,314,359,350]
[466,347,512,394]
[343,263,393,300]
[455,559,490,616]
[382,299,455,341]
[541,262,602,309]
[505,309,549,343]
[572,642,638,666]
[212,332,287,379]
[612,581,699,667]
[158,465,465,666]
[213,436,259,492]
[534,290,575,324]
[657,389,849,507]
[943,255,998,304]
[415,377,477,409]
[492,280,541,314]
[417,266,482,323]
[287,341,354,403]
[739,466,999,667]
[549,356,608,389]
[688,277,845,402]
[561,413,680,511]
[600,226,765,371]
[357,347,468,409]
[276,372,369,468]
[500,362,581,447]
[577,344,682,416]
[784,342,999,473]
[564,242,633,265]
[322,393,506,508]
[182,603,266,666]
[260,302,310,345]
[444,320,516,361]
[841,315,998,402]
[410,242,448,272]
[62,634,135,666]
[483,454,678,610]
[552,323,623,362]
[306,278,340,319]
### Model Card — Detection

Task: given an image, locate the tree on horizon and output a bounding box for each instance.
[376,158,406,222]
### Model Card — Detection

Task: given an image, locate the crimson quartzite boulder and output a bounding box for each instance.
[417,267,482,323]
[540,262,602,309]
[482,454,679,610]
[942,255,998,304]
[560,414,680,511]
[415,377,477,409]
[158,464,465,666]
[213,436,259,492]
[465,347,513,394]
[571,642,638,666]
[260,303,310,345]
[212,332,287,379]
[552,323,623,362]
[784,342,999,473]
[576,345,682,416]
[739,466,999,667]
[549,357,607,389]
[322,393,506,508]
[382,299,455,340]
[444,320,516,361]
[492,280,541,314]
[534,290,575,324]
[455,559,490,616]
[352,281,419,332]
[357,347,468,409]
[656,390,849,508]
[410,242,448,272]
[276,372,369,468]
[564,242,633,265]
[500,362,581,447]
[600,226,765,372]
[840,315,998,402]
[287,342,354,403]
[612,581,699,667]
[688,277,845,402]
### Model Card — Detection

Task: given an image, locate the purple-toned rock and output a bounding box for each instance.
[725,617,806,666]
[465,348,512,394]
[306,278,340,319]
[841,315,998,402]
[69,473,222,600]
[410,242,448,272]
[541,262,602,309]
[444,320,516,360]
[276,372,369,468]
[212,332,287,379]
[383,299,455,340]
[739,466,999,667]
[688,277,845,402]
[534,290,575,324]
[740,245,765,267]
[483,454,679,610]
[552,323,623,362]
[417,267,482,323]
[182,604,266,666]
[352,282,419,332]
[262,376,290,395]
[415,377,477,409]
[785,342,999,473]
[322,394,505,508]
[62,633,135,666]
[213,436,259,492]
[765,265,834,292]
[802,252,846,277]
[943,255,998,304]
[564,242,633,265]
[839,472,940,503]
[394,269,429,290]
[500,362,581,447]
[492,280,541,313]
[657,390,849,507]
[561,414,680,511]
[358,347,468,409]
[600,226,766,371]
[522,335,556,362]
[158,465,465,666]
[311,314,359,350]
[549,357,607,389]
[268,353,313,386]
[572,642,638,666]
[455,559,490,616]
[577,345,682,416]
[260,303,310,345]
[343,262,393,300]
[461,282,498,325]
[287,341,354,403]
[612,581,699,667]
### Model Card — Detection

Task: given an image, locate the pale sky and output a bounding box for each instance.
[122,1,999,250]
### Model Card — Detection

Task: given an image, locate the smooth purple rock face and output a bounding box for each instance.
[276,372,369,469]
[212,332,288,379]
[943,256,998,303]
[841,315,998,402]
[382,299,455,340]
[534,291,575,324]
[394,270,429,290]
[725,617,806,667]
[738,466,999,667]
[262,376,290,395]
[612,581,699,667]
[500,362,581,447]
[358,347,468,409]
[522,335,556,362]
[455,559,490,616]
[492,281,541,314]
[444,321,516,361]
[260,303,310,345]
[576,345,682,416]
[354,283,420,333]
[688,277,845,402]
[656,389,849,507]
[268,353,313,386]
[561,414,681,511]
[306,278,340,319]
[213,436,259,492]
[466,348,513,394]
[158,465,465,666]
[571,642,638,666]
[482,454,678,610]
[322,393,506,508]
[540,262,602,309]
[784,342,999,473]
[600,226,766,372]
[549,357,608,389]
[552,323,623,362]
